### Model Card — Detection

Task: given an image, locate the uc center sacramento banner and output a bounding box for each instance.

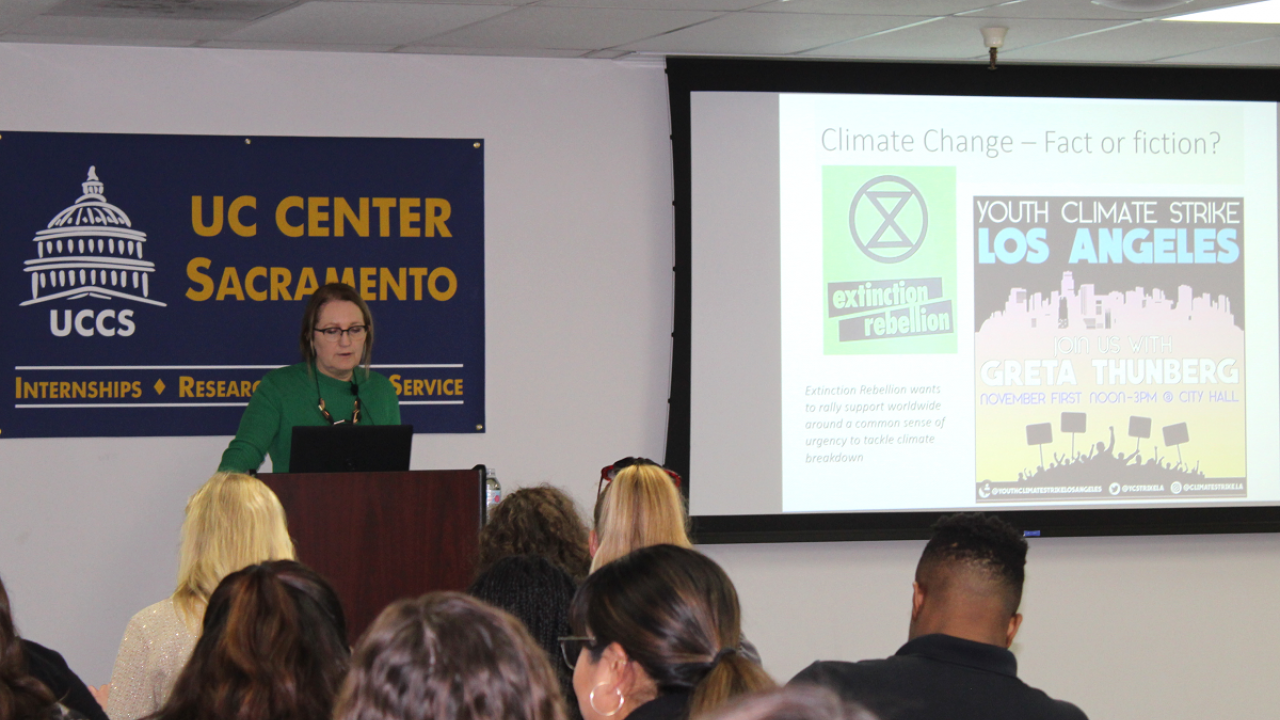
[0,132,484,438]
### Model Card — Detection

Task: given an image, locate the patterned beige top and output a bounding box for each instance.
[105,598,199,720]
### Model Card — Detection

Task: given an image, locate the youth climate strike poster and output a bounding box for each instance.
[0,132,484,438]
[974,197,1245,501]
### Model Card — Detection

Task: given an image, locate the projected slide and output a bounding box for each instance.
[777,94,1278,512]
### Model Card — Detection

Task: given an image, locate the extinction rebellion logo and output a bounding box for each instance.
[21,167,165,337]
[849,175,928,264]
[823,171,956,351]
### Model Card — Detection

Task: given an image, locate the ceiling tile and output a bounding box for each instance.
[418,6,718,50]
[1002,18,1280,62]
[6,14,248,39]
[751,0,991,16]
[811,15,1125,59]
[0,30,195,45]
[352,0,537,6]
[397,43,584,56]
[224,2,511,45]
[539,0,766,12]
[620,11,913,54]
[1156,36,1280,65]
[44,0,290,22]
[0,0,62,32]
[2,0,1279,64]
[964,0,1260,21]
[201,38,398,51]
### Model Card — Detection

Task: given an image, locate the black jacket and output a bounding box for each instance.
[22,640,109,720]
[790,633,1088,720]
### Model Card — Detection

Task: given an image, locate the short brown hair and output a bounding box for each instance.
[299,283,375,371]
[335,592,567,720]
[916,512,1027,615]
[478,485,591,580]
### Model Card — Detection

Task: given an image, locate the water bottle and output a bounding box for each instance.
[485,467,502,517]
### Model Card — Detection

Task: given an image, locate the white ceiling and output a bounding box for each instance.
[0,0,1278,64]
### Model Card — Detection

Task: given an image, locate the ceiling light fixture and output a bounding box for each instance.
[1164,0,1280,22]
[981,26,1007,70]
[1092,0,1195,11]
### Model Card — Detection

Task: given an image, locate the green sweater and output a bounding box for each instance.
[218,362,401,473]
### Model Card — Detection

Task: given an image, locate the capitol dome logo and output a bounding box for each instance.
[21,167,165,336]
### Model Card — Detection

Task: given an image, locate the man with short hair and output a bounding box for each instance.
[790,512,1088,720]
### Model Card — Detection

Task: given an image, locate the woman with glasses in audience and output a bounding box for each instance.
[590,458,692,573]
[218,282,401,474]
[562,545,774,720]
[335,592,566,720]
[151,561,349,720]
[104,472,295,720]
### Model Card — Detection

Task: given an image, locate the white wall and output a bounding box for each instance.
[0,43,1277,720]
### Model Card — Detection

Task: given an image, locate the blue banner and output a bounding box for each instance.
[0,131,485,437]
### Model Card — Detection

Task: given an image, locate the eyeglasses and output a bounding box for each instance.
[597,456,682,498]
[315,325,367,340]
[557,636,596,670]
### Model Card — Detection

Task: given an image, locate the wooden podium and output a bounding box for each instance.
[261,469,485,643]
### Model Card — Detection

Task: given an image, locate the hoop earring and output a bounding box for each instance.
[589,682,624,717]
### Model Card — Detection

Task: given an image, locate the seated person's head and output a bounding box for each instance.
[156,560,349,720]
[704,686,878,720]
[174,472,296,626]
[335,592,566,720]
[568,544,774,720]
[0,574,57,718]
[479,485,592,580]
[910,512,1027,648]
[469,556,582,718]
[591,458,690,573]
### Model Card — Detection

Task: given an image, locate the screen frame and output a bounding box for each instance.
[664,56,1280,543]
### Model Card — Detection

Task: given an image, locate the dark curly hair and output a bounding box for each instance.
[477,486,590,580]
[917,512,1027,613]
[469,556,581,720]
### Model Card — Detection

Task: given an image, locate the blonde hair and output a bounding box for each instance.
[591,463,692,573]
[172,472,296,629]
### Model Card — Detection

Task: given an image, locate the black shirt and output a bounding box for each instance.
[22,640,109,720]
[627,690,691,720]
[790,633,1088,720]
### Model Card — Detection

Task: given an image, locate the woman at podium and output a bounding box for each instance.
[218,283,401,473]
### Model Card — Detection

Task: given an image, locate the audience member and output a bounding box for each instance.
[590,458,691,573]
[104,472,295,720]
[566,544,774,720]
[470,555,583,720]
[0,573,99,720]
[704,686,877,720]
[151,561,349,720]
[334,592,566,720]
[478,485,592,580]
[790,513,1088,720]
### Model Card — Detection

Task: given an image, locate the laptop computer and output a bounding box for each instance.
[288,424,414,473]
